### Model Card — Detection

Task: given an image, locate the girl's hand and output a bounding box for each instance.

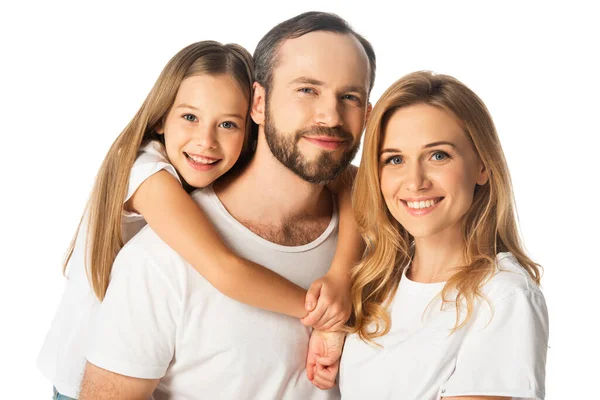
[301,271,351,331]
[306,330,345,390]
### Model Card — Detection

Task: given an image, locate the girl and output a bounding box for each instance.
[38,41,360,399]
[337,71,549,399]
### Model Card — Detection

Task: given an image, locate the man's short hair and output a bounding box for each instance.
[254,11,376,96]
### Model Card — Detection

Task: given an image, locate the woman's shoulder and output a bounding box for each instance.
[481,252,544,304]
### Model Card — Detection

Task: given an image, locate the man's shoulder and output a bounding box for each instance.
[112,226,189,287]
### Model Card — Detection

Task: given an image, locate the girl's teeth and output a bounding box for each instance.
[407,199,438,209]
[188,154,217,164]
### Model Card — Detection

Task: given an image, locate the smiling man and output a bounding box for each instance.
[79,11,375,400]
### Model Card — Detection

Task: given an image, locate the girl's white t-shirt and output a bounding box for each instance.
[340,253,549,400]
[36,141,180,398]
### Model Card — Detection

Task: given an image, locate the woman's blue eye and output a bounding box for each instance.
[431,151,449,161]
[219,121,237,129]
[183,114,197,122]
[386,156,403,165]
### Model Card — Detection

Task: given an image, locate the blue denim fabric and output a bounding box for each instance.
[52,387,77,400]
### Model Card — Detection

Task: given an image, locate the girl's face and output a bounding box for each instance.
[158,74,248,188]
[379,104,488,240]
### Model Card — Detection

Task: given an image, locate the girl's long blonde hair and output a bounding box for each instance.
[349,71,541,343]
[63,41,256,301]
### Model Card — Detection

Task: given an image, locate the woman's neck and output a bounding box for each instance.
[408,227,464,283]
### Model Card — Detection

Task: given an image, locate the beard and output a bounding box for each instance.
[263,105,359,185]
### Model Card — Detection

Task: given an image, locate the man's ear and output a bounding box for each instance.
[251,82,266,126]
[365,102,373,126]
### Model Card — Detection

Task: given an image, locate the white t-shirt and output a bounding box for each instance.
[86,187,340,400]
[36,141,180,398]
[340,253,548,400]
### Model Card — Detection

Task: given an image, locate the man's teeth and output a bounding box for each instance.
[407,199,439,209]
[187,154,218,164]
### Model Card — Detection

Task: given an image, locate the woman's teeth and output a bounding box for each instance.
[406,198,440,209]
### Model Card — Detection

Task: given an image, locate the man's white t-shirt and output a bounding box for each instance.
[36,141,180,398]
[340,253,548,400]
[86,186,341,400]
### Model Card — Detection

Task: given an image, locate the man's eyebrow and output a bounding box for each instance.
[289,78,367,98]
[340,85,367,97]
[289,77,324,86]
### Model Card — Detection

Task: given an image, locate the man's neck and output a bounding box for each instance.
[214,135,334,245]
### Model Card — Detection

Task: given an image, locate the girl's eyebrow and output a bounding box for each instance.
[174,103,244,120]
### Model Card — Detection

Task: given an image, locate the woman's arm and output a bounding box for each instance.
[126,170,307,318]
[302,165,365,331]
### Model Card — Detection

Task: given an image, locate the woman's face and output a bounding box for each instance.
[379,104,488,240]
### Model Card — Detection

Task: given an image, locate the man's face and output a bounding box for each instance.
[262,31,371,184]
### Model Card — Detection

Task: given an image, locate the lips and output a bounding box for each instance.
[303,136,346,150]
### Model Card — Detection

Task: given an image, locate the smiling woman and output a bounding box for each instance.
[340,71,549,400]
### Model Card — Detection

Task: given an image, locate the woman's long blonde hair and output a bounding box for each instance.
[349,71,541,343]
[63,41,256,301]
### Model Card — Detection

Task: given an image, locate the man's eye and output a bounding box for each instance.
[342,94,359,102]
[183,114,197,122]
[298,87,315,94]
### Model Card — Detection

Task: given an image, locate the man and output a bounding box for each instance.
[80,11,375,399]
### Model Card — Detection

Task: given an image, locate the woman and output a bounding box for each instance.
[340,71,548,399]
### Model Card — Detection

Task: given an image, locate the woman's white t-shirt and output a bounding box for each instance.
[36,141,180,398]
[340,253,549,400]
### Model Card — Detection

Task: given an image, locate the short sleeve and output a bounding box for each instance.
[441,289,549,399]
[124,140,181,217]
[86,245,181,379]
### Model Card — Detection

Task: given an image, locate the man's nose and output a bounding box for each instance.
[314,95,344,128]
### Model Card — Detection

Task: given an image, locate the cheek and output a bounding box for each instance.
[219,132,245,158]
[379,169,400,205]
[438,164,477,205]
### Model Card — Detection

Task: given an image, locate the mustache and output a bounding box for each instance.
[296,126,354,142]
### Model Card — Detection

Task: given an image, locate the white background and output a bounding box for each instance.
[1,0,597,398]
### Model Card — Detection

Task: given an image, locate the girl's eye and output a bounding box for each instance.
[219,121,238,129]
[183,114,197,122]
[385,155,403,165]
[431,151,450,161]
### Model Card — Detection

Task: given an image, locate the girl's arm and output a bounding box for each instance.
[301,165,365,331]
[126,170,307,318]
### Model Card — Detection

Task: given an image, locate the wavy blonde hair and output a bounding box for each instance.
[63,41,256,301]
[349,71,541,343]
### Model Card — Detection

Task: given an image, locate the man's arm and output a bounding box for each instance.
[79,362,159,400]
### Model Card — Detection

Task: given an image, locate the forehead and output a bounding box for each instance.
[273,31,370,92]
[175,74,248,111]
[383,104,469,148]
